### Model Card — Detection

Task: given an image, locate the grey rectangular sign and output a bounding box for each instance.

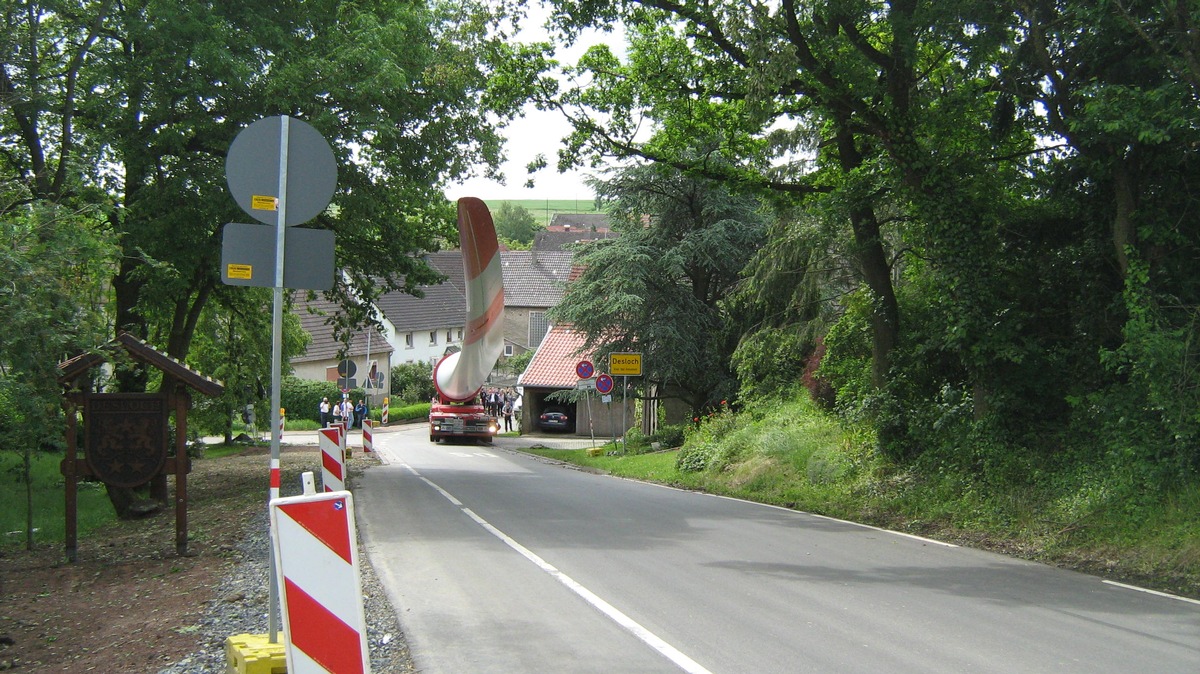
[220,222,335,290]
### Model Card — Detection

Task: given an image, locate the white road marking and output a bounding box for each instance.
[403,462,714,674]
[1102,580,1200,605]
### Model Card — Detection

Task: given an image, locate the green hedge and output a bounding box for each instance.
[280,376,366,422]
[278,379,429,424]
[392,402,431,420]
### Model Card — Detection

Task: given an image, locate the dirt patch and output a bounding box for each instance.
[0,445,365,672]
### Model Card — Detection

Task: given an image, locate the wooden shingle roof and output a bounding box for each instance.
[57,332,225,397]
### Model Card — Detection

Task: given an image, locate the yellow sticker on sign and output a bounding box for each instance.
[251,195,278,211]
[609,352,643,376]
[226,263,253,280]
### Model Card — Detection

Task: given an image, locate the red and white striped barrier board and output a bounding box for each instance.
[318,427,345,492]
[362,419,373,453]
[270,491,370,674]
[335,421,349,458]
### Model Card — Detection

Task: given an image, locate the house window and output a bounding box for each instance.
[405,333,414,348]
[429,330,438,345]
[504,344,514,357]
[529,311,549,346]
[446,329,453,343]
[457,328,463,341]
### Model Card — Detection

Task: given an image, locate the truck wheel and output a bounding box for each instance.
[430,435,437,443]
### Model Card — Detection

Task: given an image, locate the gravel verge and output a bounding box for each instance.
[156,447,415,674]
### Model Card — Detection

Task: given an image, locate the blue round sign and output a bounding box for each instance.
[576,360,594,379]
[595,373,614,395]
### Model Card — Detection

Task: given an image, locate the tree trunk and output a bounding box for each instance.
[104,483,161,520]
[1111,156,1137,278]
[834,121,900,390]
[112,254,149,392]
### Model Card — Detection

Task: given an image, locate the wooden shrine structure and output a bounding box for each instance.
[57,332,224,561]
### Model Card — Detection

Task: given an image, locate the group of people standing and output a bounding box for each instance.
[482,387,518,432]
[318,396,369,428]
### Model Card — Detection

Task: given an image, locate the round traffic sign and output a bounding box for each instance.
[226,115,337,227]
[595,373,614,395]
[576,360,594,379]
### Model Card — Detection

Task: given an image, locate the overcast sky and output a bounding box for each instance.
[443,4,624,202]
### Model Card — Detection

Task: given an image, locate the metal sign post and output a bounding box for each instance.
[622,376,628,454]
[265,116,289,642]
[224,114,337,644]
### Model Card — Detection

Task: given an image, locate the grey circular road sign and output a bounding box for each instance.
[226,116,337,226]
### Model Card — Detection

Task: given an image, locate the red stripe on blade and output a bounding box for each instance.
[464,289,505,345]
[457,197,499,280]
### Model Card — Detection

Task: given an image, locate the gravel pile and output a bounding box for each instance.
[156,508,413,673]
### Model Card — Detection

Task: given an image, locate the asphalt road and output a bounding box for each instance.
[355,425,1200,673]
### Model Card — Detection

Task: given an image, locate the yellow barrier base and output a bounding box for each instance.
[225,633,287,674]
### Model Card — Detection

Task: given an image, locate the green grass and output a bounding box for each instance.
[514,396,1200,598]
[391,402,431,421]
[525,445,681,482]
[491,199,602,227]
[199,444,250,459]
[1,450,116,549]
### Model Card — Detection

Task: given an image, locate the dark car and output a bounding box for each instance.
[537,408,571,432]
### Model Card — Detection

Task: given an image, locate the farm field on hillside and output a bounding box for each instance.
[492,198,602,226]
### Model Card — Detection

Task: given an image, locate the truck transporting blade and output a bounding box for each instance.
[429,198,505,444]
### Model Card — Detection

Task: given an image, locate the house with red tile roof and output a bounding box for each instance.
[517,323,635,438]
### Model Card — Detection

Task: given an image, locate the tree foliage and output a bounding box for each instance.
[548,157,766,413]
[494,201,541,244]
[0,183,116,546]
[0,0,523,381]
[523,0,1200,478]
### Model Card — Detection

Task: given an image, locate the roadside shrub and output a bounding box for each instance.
[676,442,717,473]
[732,326,809,400]
[651,424,686,449]
[686,400,739,445]
[816,290,873,416]
[392,403,431,421]
[623,426,649,453]
[391,362,435,403]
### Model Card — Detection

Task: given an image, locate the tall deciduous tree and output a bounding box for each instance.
[494,201,541,244]
[548,156,766,414]
[525,1,1200,471]
[1,0,523,380]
